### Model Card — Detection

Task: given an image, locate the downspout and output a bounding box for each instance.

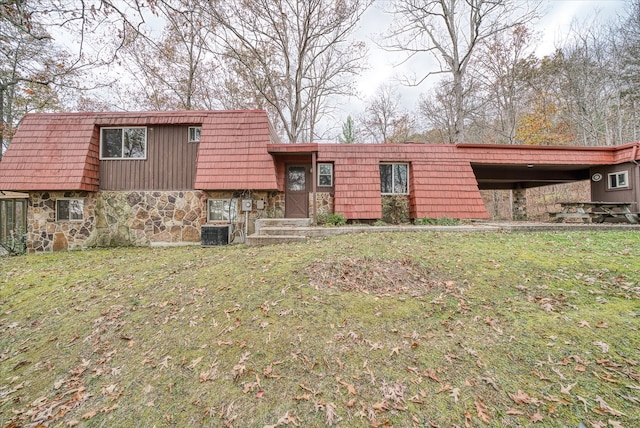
[312,151,317,224]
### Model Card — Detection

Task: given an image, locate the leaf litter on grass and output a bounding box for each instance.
[0,231,639,427]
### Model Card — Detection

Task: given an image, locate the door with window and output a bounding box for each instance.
[285,165,310,218]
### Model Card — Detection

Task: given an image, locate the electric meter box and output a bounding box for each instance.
[256,199,265,210]
[241,199,253,212]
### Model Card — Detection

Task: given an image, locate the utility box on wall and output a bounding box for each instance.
[241,199,252,212]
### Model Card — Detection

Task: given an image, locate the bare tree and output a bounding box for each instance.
[0,0,153,152]
[361,85,416,143]
[471,25,538,144]
[117,1,220,111]
[207,0,371,143]
[385,0,540,143]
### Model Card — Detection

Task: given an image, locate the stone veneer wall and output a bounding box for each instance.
[27,191,97,253]
[25,189,312,251]
[91,190,206,247]
[310,192,334,218]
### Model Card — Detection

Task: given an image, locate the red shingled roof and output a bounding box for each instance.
[193,111,279,190]
[316,144,489,220]
[0,113,100,191]
[455,143,617,165]
[0,110,279,192]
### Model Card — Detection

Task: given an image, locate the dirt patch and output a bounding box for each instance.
[305,257,453,296]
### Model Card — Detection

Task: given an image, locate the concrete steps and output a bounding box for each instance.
[246,218,313,246]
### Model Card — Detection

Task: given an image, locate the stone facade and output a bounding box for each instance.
[91,190,206,247]
[27,191,97,253]
[310,192,334,218]
[511,188,527,220]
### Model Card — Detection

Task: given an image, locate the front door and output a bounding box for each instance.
[285,165,310,218]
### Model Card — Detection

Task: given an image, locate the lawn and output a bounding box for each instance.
[1,231,639,427]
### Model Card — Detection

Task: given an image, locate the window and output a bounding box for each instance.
[188,126,201,143]
[380,163,409,195]
[56,199,84,221]
[0,199,26,241]
[100,127,146,159]
[608,171,629,189]
[207,199,238,222]
[318,163,333,187]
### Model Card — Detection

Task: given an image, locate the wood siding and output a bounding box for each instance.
[100,125,199,190]
[590,163,640,204]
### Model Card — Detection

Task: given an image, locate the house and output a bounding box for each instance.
[0,110,638,253]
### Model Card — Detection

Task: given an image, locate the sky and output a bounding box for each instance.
[337,0,629,131]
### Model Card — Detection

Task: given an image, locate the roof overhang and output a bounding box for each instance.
[268,143,319,155]
[471,163,592,190]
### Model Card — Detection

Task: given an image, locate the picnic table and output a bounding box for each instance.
[549,201,639,224]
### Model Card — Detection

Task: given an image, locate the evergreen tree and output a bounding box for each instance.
[339,115,357,143]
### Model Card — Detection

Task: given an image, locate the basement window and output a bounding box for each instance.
[608,171,629,189]
[56,199,84,222]
[207,199,238,222]
[100,127,147,159]
[380,163,409,195]
[188,126,201,143]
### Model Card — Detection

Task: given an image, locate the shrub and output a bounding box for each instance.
[324,213,347,226]
[414,217,460,226]
[0,229,26,256]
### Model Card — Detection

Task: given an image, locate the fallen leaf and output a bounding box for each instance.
[527,412,543,422]
[593,341,610,353]
[186,356,203,369]
[336,377,358,395]
[594,395,626,416]
[509,390,532,405]
[450,387,460,403]
[578,320,591,328]
[475,398,490,423]
[576,395,589,411]
[325,402,338,426]
[372,400,389,412]
[82,409,98,420]
[506,408,525,415]
[560,383,576,395]
[481,376,498,391]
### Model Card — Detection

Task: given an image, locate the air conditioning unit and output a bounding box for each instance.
[201,224,230,246]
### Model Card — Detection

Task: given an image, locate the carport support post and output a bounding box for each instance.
[512,186,527,221]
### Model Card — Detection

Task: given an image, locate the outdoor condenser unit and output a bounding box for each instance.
[201,224,230,246]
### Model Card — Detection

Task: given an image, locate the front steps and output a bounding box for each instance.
[246,218,313,246]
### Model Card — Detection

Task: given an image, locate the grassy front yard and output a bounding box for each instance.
[1,231,639,427]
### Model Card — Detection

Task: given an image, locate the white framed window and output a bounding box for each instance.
[100,127,147,159]
[188,126,201,143]
[608,171,629,189]
[56,199,84,222]
[318,163,333,187]
[207,199,238,222]
[380,163,409,195]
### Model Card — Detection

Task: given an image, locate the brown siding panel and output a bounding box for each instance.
[99,125,198,190]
